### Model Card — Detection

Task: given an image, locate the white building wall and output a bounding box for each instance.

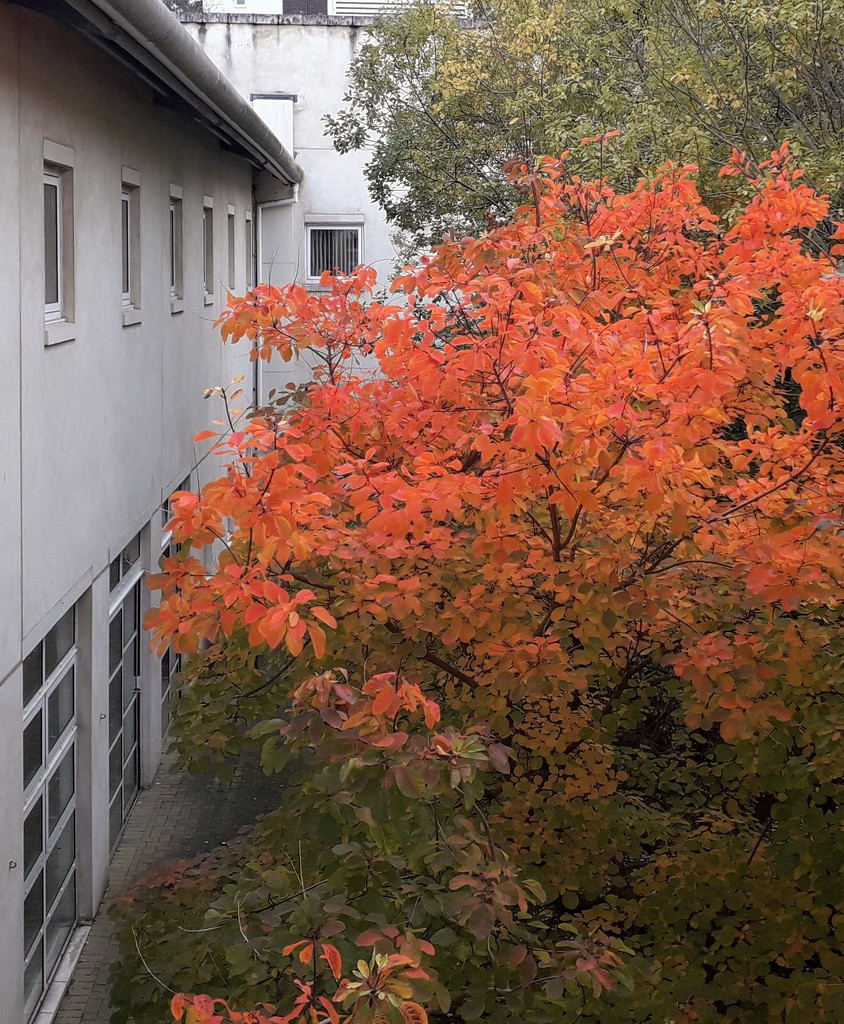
[182,18,397,397]
[0,4,260,1019]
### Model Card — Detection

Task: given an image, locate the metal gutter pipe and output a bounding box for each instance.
[61,0,304,185]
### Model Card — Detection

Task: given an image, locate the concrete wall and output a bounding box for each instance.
[183,17,396,396]
[0,3,258,1018]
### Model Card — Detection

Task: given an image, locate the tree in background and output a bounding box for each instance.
[112,148,844,1023]
[327,0,844,253]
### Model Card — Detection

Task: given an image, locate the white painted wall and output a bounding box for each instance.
[183,18,397,397]
[206,0,286,12]
[0,4,261,1018]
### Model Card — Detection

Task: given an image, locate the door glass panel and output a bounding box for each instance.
[109,794,123,851]
[23,712,43,790]
[48,746,75,833]
[160,649,170,697]
[109,614,122,674]
[45,874,76,975]
[24,874,43,954]
[23,941,44,1019]
[123,754,139,808]
[45,608,74,677]
[46,814,75,909]
[109,739,122,796]
[23,647,43,709]
[123,532,141,569]
[123,585,137,644]
[24,798,43,878]
[124,703,138,756]
[47,668,74,749]
[122,655,136,708]
[109,673,122,742]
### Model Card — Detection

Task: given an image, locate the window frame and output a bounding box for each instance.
[245,211,255,290]
[305,224,362,284]
[169,185,184,314]
[120,188,132,308]
[120,169,141,325]
[42,141,76,345]
[22,606,79,1021]
[43,170,63,323]
[227,204,236,293]
[202,197,215,305]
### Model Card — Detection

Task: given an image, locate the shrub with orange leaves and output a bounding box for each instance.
[117,145,844,1024]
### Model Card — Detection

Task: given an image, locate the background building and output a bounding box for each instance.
[172,0,402,398]
[0,0,300,1019]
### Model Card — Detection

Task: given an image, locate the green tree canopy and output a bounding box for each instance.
[327,0,844,252]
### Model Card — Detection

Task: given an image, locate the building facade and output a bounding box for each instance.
[174,0,403,398]
[0,1,300,1020]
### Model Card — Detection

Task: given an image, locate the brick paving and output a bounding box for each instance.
[55,748,281,1024]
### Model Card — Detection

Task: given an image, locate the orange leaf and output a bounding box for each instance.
[372,685,397,716]
[283,940,308,956]
[320,942,343,980]
[399,1002,428,1024]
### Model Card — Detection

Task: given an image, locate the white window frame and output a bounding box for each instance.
[107,533,145,852]
[305,223,363,284]
[245,211,255,290]
[22,606,79,1021]
[227,204,236,293]
[169,185,184,314]
[120,169,141,326]
[43,141,76,346]
[160,475,191,735]
[120,189,132,308]
[43,171,63,323]
[202,197,214,305]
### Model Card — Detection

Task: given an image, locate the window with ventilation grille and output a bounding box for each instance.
[307,226,361,282]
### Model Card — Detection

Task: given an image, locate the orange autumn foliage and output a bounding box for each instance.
[147,146,844,1023]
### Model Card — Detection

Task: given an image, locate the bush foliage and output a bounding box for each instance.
[113,149,844,1024]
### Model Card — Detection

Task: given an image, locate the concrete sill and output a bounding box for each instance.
[122,306,142,327]
[204,292,215,307]
[170,297,184,315]
[32,924,90,1023]
[44,320,76,347]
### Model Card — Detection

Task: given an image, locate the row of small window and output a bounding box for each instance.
[43,152,256,333]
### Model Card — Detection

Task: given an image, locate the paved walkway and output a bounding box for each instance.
[55,748,281,1024]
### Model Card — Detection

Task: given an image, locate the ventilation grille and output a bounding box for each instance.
[308,227,361,279]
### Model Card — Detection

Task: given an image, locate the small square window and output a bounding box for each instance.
[307,226,361,282]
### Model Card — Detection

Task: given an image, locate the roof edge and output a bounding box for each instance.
[64,0,304,184]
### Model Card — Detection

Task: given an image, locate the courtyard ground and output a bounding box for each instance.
[55,748,280,1024]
